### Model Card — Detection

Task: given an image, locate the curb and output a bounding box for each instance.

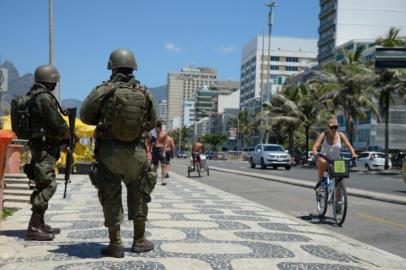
[172,161,406,206]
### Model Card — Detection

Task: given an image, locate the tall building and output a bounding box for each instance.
[240,36,318,113]
[167,67,218,130]
[194,80,240,122]
[156,99,167,123]
[182,100,195,127]
[318,0,406,66]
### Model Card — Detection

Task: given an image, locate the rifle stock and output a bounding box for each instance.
[63,107,77,199]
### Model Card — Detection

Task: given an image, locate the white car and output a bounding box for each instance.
[356,151,392,170]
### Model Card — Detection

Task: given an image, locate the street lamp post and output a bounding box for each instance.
[262,1,277,144]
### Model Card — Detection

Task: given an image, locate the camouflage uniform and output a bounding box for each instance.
[22,65,68,241]
[28,83,68,214]
[80,65,156,257]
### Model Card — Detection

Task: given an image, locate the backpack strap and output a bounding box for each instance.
[29,89,67,116]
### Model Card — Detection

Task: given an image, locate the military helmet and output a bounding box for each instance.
[34,65,60,84]
[107,48,138,70]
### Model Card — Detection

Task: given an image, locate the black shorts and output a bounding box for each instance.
[152,147,166,166]
[165,151,172,163]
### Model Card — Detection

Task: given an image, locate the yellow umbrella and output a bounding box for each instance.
[1,115,12,131]
[1,114,95,138]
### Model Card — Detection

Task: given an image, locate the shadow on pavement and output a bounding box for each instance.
[50,243,105,259]
[298,214,340,227]
[0,230,26,239]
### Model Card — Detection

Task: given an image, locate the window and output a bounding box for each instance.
[270,65,279,70]
[286,57,299,62]
[263,145,284,152]
[286,66,299,71]
[270,56,280,61]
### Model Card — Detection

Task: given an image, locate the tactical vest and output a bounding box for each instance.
[98,81,153,142]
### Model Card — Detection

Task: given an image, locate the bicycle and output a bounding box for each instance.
[188,153,201,178]
[315,153,350,226]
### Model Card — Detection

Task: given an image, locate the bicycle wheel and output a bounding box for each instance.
[333,181,347,226]
[196,163,201,177]
[316,187,328,217]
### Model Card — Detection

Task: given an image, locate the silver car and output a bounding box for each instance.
[249,144,292,170]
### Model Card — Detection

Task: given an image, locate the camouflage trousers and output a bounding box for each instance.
[94,140,155,228]
[28,143,59,214]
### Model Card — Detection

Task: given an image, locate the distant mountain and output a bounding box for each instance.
[0,61,34,103]
[149,85,167,104]
[61,99,82,111]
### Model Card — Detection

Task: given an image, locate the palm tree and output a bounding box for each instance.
[376,27,406,47]
[375,27,406,168]
[374,69,406,168]
[318,59,379,145]
[287,83,323,163]
[263,94,301,155]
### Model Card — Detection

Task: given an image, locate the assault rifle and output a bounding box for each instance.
[63,107,77,199]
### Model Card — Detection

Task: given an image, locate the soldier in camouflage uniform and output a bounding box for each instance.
[26,65,69,241]
[80,49,157,258]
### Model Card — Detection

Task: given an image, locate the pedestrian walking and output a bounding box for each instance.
[80,48,157,258]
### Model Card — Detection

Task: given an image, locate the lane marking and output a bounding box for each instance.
[381,177,403,182]
[357,212,406,230]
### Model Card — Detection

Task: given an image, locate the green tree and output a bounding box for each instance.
[203,133,227,151]
[168,125,190,151]
[318,59,379,144]
[375,27,406,168]
[263,94,301,155]
[376,27,406,47]
[283,83,323,163]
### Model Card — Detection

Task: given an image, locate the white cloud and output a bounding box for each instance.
[165,42,182,53]
[213,45,235,54]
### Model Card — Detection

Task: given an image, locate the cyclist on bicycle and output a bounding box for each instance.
[191,137,205,170]
[312,116,357,190]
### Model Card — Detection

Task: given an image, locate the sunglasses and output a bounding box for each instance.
[329,125,338,130]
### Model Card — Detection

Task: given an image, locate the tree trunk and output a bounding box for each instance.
[305,126,310,164]
[344,111,353,145]
[384,92,390,169]
[289,126,294,157]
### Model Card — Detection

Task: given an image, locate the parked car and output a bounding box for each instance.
[356,151,392,170]
[301,151,316,166]
[177,151,187,158]
[249,144,291,170]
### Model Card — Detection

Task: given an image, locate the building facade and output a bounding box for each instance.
[182,100,195,127]
[167,67,218,130]
[240,36,318,113]
[318,0,406,66]
[156,99,167,123]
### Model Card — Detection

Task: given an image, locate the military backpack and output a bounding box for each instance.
[104,82,152,142]
[10,90,46,139]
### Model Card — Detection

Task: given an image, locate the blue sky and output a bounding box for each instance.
[0,0,319,100]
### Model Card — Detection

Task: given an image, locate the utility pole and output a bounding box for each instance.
[49,0,60,101]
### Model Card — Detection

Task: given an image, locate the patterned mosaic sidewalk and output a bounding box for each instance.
[0,172,405,270]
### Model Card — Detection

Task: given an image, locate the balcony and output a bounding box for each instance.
[319,1,336,19]
[318,32,335,47]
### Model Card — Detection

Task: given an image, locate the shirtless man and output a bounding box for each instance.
[151,121,168,185]
[164,135,176,178]
[191,138,205,170]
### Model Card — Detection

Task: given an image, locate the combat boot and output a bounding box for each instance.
[41,214,61,234]
[101,226,124,258]
[131,220,154,253]
[26,213,55,241]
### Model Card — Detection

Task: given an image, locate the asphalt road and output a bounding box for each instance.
[169,163,406,259]
[204,160,406,197]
